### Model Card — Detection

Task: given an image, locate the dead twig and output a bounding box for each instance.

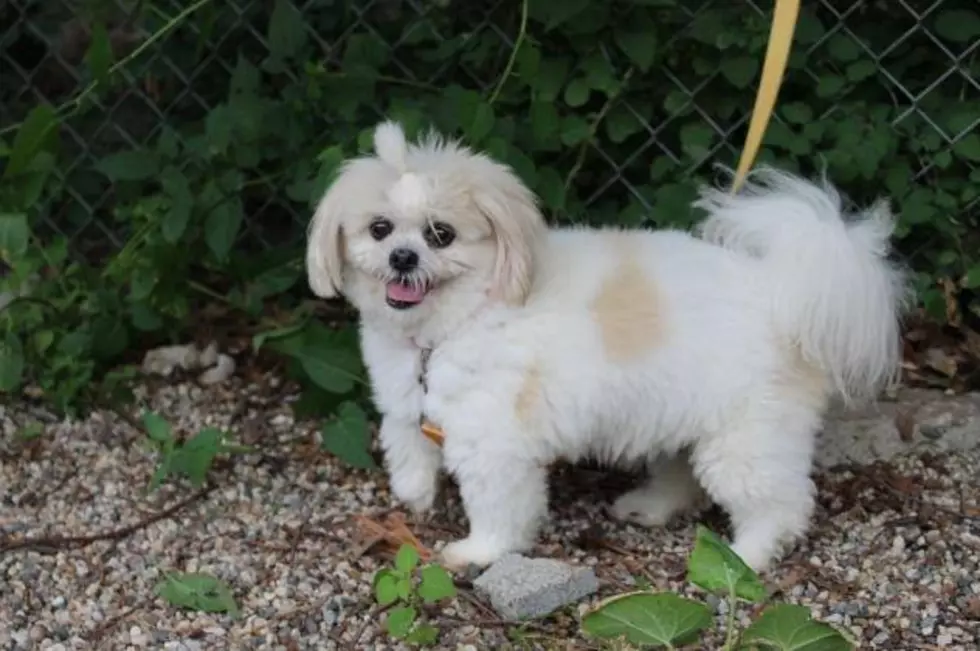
[0,486,213,554]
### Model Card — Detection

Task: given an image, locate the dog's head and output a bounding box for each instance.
[306,121,545,322]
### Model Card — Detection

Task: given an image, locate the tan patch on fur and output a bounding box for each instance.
[515,364,543,424]
[780,346,831,411]
[592,244,666,363]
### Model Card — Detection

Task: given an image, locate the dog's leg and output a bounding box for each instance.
[611,452,705,527]
[438,435,548,570]
[380,416,442,514]
[690,413,818,572]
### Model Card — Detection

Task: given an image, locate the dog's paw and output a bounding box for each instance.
[389,467,438,514]
[610,489,678,527]
[439,537,506,572]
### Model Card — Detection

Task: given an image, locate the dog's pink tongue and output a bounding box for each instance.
[386,281,425,303]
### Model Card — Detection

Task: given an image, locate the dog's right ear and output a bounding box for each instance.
[306,185,345,299]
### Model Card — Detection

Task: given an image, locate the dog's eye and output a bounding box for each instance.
[369,217,393,241]
[423,222,456,248]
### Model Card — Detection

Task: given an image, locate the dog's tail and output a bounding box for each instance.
[694,166,911,403]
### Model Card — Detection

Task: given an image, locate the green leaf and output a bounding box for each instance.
[96,150,160,182]
[964,266,980,290]
[782,103,813,125]
[404,623,439,645]
[466,102,495,143]
[142,411,174,445]
[815,76,846,98]
[826,34,861,62]
[581,592,712,647]
[934,10,980,43]
[5,104,58,180]
[679,123,715,160]
[741,604,855,650]
[953,133,980,162]
[0,213,29,260]
[230,55,260,96]
[160,166,193,243]
[605,105,643,144]
[320,402,376,469]
[267,0,308,60]
[536,167,566,211]
[529,0,590,30]
[560,116,591,146]
[615,28,657,72]
[0,335,25,393]
[155,572,240,618]
[534,58,570,101]
[686,525,767,603]
[298,328,363,394]
[373,570,400,606]
[204,192,244,262]
[85,22,113,87]
[564,78,591,108]
[386,605,417,639]
[720,56,759,89]
[845,60,876,81]
[170,427,225,487]
[395,543,420,574]
[418,565,457,603]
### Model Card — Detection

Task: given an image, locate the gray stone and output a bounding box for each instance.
[816,389,980,468]
[472,554,599,621]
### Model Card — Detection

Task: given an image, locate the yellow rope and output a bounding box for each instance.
[731,0,802,192]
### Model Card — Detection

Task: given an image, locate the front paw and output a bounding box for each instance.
[389,466,438,514]
[439,537,509,572]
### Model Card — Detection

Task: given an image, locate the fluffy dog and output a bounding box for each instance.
[306,121,908,572]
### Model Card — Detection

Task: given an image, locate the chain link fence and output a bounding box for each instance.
[2,0,978,259]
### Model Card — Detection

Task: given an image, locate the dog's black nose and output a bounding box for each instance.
[389,248,419,272]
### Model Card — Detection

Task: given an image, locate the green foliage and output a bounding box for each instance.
[373,544,457,646]
[155,572,240,618]
[1,1,978,424]
[141,411,251,491]
[582,527,854,650]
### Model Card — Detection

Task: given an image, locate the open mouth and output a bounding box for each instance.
[385,278,428,309]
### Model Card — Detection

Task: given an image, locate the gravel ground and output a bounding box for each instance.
[1,376,979,650]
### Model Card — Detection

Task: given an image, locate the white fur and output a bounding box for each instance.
[305,122,909,572]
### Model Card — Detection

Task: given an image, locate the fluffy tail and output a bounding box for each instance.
[694,167,911,403]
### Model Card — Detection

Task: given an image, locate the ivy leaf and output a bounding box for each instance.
[934,9,980,43]
[204,190,244,262]
[0,212,29,260]
[96,150,160,182]
[267,0,308,61]
[418,565,457,603]
[964,265,980,290]
[0,335,25,392]
[160,166,193,243]
[85,22,113,87]
[373,569,400,606]
[155,572,240,618]
[560,115,591,146]
[686,525,767,603]
[230,55,260,96]
[395,544,420,573]
[845,60,876,81]
[534,57,570,101]
[466,102,495,143]
[615,28,657,72]
[741,604,855,650]
[581,592,712,647]
[385,605,417,639]
[782,103,814,125]
[815,75,846,98]
[536,167,566,211]
[320,402,376,469]
[605,105,643,144]
[720,56,759,89]
[826,34,861,62]
[679,123,715,160]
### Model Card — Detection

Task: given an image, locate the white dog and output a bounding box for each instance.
[306,121,908,572]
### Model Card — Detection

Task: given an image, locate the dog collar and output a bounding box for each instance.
[416,345,445,446]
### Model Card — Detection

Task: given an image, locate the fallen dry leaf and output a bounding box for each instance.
[353,511,433,561]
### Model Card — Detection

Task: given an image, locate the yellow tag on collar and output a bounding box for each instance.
[731,0,801,193]
[421,420,445,446]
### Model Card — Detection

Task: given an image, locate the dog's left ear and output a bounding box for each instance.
[306,184,346,299]
[472,160,547,306]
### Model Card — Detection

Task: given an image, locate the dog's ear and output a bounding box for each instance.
[472,161,547,306]
[306,182,346,299]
